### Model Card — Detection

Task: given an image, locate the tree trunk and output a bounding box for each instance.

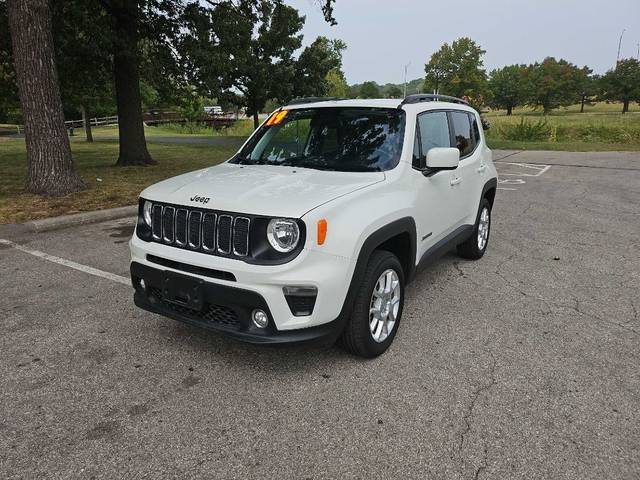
[111,0,154,166]
[506,105,513,116]
[253,111,259,130]
[81,104,93,142]
[580,94,586,113]
[7,0,85,195]
[622,99,629,114]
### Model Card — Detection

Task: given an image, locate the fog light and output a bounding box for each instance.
[252,309,268,328]
[139,279,146,290]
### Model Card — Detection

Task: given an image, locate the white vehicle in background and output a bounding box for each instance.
[204,105,223,115]
[130,94,498,357]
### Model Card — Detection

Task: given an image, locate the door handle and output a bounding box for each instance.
[450,176,462,186]
[477,164,487,173]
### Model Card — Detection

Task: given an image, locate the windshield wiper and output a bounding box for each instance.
[232,156,271,165]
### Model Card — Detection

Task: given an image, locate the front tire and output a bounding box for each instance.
[457,198,491,260]
[341,250,404,358]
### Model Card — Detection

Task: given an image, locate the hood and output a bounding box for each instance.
[140,162,386,218]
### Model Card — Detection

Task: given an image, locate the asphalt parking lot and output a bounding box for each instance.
[1,150,639,479]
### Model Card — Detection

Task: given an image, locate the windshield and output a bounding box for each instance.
[232,107,406,172]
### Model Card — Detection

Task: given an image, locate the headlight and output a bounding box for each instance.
[143,200,153,226]
[266,218,300,253]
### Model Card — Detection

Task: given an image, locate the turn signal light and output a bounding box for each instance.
[317,219,327,245]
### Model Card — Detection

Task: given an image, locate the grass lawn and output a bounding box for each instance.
[485,103,640,151]
[75,119,256,139]
[0,140,237,224]
[486,139,640,152]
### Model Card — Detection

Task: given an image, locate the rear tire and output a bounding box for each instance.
[341,250,404,358]
[457,198,491,260]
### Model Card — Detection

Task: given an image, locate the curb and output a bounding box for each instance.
[10,205,138,234]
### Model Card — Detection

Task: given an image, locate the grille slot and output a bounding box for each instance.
[151,205,163,239]
[175,209,188,246]
[217,215,232,254]
[233,217,250,256]
[188,211,202,249]
[162,207,175,243]
[149,203,251,260]
[202,213,216,251]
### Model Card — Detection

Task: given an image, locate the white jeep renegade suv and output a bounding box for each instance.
[130,95,498,357]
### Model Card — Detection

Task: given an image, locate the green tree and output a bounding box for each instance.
[525,57,590,114]
[96,0,185,165]
[359,81,380,98]
[293,36,345,98]
[0,0,19,123]
[386,85,403,98]
[487,65,528,115]
[423,37,487,104]
[325,67,349,97]
[51,0,114,142]
[177,85,205,122]
[181,1,305,129]
[600,59,640,114]
[578,73,599,113]
[6,0,85,195]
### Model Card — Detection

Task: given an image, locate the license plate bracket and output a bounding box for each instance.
[161,271,205,311]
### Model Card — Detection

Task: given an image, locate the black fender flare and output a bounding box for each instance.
[331,217,417,338]
[481,177,498,206]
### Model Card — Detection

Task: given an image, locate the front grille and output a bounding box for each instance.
[150,287,239,328]
[149,203,250,259]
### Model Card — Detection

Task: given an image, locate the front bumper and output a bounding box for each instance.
[131,262,345,345]
[130,234,353,331]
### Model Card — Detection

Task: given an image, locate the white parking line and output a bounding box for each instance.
[498,162,551,177]
[0,238,130,286]
[495,161,551,191]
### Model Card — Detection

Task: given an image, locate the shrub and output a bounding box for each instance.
[161,122,211,135]
[499,117,551,141]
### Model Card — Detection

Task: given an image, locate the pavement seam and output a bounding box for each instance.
[492,151,522,162]
[494,159,640,172]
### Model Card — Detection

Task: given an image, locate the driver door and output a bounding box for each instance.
[413,110,461,259]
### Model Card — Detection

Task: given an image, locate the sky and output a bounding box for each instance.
[287,0,640,85]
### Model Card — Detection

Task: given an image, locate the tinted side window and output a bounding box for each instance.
[413,112,451,168]
[418,111,451,153]
[450,111,474,157]
[469,113,481,146]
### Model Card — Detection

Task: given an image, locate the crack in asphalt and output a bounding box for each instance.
[560,294,640,338]
[493,268,554,315]
[457,352,497,480]
[630,301,639,326]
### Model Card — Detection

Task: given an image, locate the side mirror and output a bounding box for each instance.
[425,147,459,170]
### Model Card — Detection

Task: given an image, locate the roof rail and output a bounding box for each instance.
[285,97,344,106]
[400,94,469,106]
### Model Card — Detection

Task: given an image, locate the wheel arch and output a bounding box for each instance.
[481,177,498,209]
[334,217,417,333]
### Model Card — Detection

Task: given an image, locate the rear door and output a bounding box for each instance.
[448,110,482,226]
